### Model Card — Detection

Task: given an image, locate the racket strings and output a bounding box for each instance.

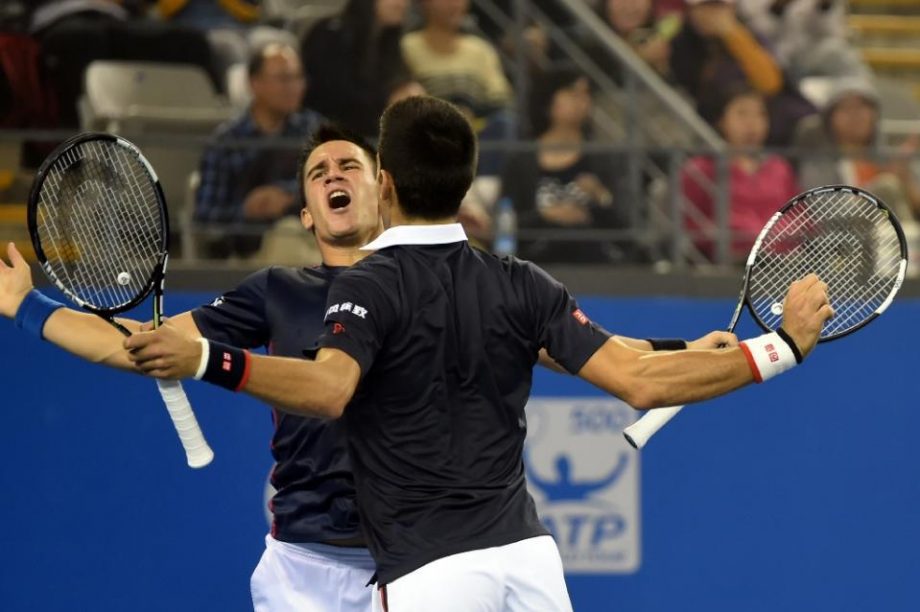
[36,140,164,310]
[748,188,904,338]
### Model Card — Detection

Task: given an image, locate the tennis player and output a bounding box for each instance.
[122,96,833,611]
[0,125,384,611]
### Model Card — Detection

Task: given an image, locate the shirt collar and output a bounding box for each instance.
[360,223,468,251]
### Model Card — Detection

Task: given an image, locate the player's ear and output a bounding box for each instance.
[378,169,394,202]
[300,206,314,231]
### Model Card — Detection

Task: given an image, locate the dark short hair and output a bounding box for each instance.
[529,67,593,137]
[696,82,764,128]
[247,42,298,78]
[296,123,378,208]
[378,96,477,220]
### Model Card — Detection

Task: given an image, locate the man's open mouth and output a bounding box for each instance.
[329,190,351,209]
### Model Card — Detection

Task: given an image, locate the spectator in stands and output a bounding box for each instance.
[155,0,297,79]
[155,0,259,30]
[301,0,418,139]
[795,78,920,224]
[195,42,323,258]
[500,68,631,264]
[737,0,869,82]
[669,0,814,145]
[682,84,798,262]
[593,0,682,80]
[402,0,515,174]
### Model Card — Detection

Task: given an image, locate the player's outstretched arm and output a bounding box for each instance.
[124,322,359,419]
[577,275,832,409]
[1,243,199,370]
[537,332,738,374]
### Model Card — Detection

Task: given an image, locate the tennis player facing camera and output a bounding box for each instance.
[0,125,388,611]
[122,96,834,612]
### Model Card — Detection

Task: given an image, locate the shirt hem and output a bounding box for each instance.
[376,526,550,585]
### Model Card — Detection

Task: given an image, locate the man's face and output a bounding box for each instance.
[302,140,381,246]
[250,48,306,116]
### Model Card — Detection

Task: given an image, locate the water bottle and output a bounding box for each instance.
[493,196,517,257]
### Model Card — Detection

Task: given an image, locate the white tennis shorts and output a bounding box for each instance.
[251,534,376,612]
[374,535,572,612]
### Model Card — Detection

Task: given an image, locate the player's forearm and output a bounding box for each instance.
[42,308,138,369]
[612,336,653,351]
[579,338,753,409]
[625,348,753,408]
[242,351,359,419]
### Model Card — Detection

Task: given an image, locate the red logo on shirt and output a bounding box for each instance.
[572,309,589,325]
[333,322,346,335]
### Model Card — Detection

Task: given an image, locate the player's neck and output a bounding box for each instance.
[318,243,369,267]
[388,206,456,228]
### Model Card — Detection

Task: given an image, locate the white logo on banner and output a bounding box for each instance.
[524,398,640,573]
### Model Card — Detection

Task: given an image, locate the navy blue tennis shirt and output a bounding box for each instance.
[318,224,612,584]
[192,265,361,544]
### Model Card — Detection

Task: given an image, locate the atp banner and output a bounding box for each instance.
[524,398,641,573]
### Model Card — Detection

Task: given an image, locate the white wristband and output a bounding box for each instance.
[740,332,797,383]
[193,337,210,381]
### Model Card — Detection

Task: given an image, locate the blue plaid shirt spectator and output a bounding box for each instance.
[194,108,323,224]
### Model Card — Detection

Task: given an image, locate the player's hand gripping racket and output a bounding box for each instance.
[28,133,214,468]
[623,185,908,449]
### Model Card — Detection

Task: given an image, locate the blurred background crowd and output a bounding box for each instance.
[2,0,920,271]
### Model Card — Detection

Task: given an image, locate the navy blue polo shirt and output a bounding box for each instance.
[318,224,611,584]
[192,265,361,544]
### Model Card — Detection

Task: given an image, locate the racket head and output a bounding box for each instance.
[741,185,907,342]
[27,132,170,316]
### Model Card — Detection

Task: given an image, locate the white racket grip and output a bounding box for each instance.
[155,379,214,468]
[623,405,685,449]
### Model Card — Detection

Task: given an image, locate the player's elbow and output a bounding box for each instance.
[312,382,353,420]
[322,393,348,420]
[616,365,671,410]
[619,382,660,411]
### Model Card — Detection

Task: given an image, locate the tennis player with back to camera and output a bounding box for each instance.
[0,120,741,611]
[120,96,834,612]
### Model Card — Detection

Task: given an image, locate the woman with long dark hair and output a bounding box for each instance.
[301,0,414,138]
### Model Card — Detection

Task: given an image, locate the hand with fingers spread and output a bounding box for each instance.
[124,322,203,380]
[780,273,835,359]
[0,243,35,319]
[687,330,739,351]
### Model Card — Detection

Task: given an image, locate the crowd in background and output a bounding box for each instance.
[1,0,919,267]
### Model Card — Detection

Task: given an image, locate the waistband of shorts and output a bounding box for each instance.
[265,534,376,569]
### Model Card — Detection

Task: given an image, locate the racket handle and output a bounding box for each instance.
[623,405,685,449]
[155,379,214,468]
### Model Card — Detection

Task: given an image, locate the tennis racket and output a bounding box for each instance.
[623,185,908,449]
[28,132,214,468]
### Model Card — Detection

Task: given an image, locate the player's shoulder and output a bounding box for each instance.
[349,251,400,275]
[236,265,333,294]
[494,255,566,296]
[331,253,401,297]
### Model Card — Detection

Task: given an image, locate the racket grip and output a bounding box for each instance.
[155,379,214,468]
[623,405,685,449]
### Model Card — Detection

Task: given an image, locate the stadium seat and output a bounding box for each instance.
[80,60,236,133]
[226,62,251,111]
[80,61,238,244]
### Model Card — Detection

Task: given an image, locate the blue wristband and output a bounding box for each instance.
[14,290,65,339]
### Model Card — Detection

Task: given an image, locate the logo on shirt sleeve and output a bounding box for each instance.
[332,322,346,335]
[572,309,590,326]
[326,302,368,320]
